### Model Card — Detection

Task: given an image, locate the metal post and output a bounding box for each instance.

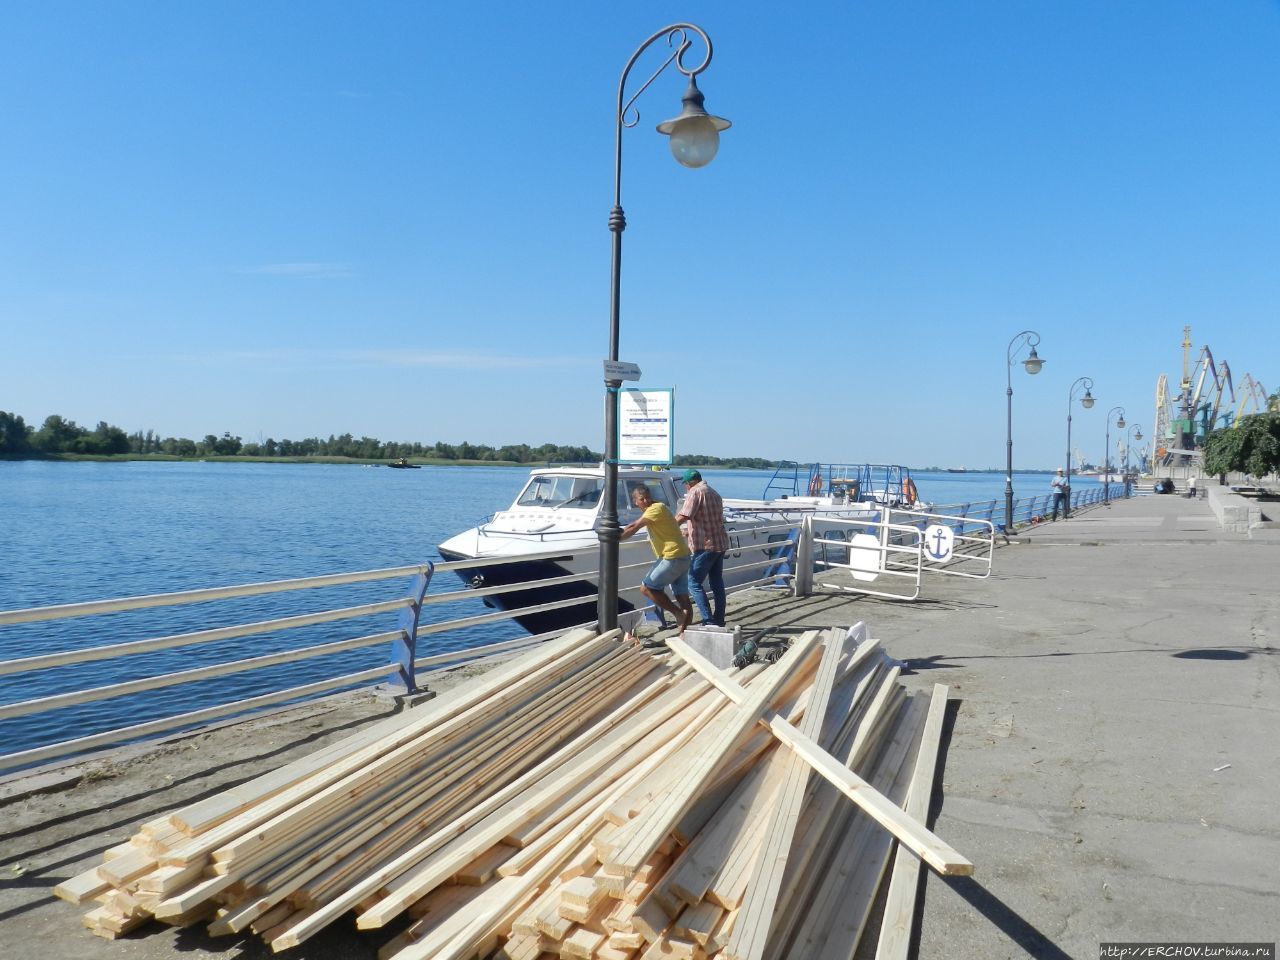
[1004,330,1043,534]
[1065,376,1094,519]
[795,516,814,597]
[1104,406,1125,505]
[596,24,719,632]
[386,565,432,695]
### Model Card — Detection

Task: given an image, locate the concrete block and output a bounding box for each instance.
[682,626,740,669]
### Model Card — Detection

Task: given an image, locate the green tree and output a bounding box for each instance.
[80,421,130,454]
[32,415,86,452]
[0,411,32,453]
[1202,407,1280,478]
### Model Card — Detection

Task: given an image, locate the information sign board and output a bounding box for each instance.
[617,388,674,465]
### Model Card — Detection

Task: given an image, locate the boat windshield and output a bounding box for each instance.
[515,475,604,509]
[513,474,676,514]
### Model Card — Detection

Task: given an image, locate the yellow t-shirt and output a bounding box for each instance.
[643,503,691,560]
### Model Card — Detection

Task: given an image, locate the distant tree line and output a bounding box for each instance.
[0,410,783,469]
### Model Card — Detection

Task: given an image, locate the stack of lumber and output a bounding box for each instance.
[56,621,967,959]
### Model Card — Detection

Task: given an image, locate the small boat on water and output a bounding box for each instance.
[437,461,926,634]
[386,458,421,469]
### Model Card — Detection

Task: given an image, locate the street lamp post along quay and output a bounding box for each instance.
[1065,376,1095,518]
[1124,424,1144,493]
[597,24,731,632]
[1004,331,1045,534]
[1104,406,1126,504]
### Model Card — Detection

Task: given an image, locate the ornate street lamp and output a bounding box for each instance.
[1104,406,1125,504]
[598,25,730,632]
[1064,376,1095,481]
[1004,331,1045,534]
[1124,424,1144,491]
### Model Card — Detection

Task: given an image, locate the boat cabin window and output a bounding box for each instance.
[618,477,675,522]
[515,475,603,509]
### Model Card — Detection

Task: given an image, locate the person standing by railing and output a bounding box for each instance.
[674,469,729,627]
[1051,468,1070,520]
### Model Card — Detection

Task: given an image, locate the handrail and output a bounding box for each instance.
[0,512,806,770]
[0,598,412,677]
[928,482,1131,536]
[0,564,433,627]
[0,631,403,721]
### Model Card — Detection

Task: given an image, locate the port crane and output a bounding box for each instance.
[1154,326,1243,465]
[1232,373,1270,426]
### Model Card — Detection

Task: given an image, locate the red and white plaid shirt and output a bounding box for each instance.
[679,482,730,553]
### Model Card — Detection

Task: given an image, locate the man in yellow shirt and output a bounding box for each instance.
[620,483,693,639]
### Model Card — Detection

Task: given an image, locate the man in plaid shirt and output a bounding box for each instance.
[674,469,730,627]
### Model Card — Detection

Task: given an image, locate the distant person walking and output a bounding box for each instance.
[620,483,693,641]
[675,469,729,627]
[1051,468,1070,520]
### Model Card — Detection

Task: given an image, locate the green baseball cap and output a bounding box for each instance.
[681,468,701,484]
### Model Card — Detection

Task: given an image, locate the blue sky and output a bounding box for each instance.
[2,1,1277,469]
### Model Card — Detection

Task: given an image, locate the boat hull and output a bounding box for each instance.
[438,509,878,634]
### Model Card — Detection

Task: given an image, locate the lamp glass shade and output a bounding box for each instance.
[1081,392,1095,409]
[1134,430,1143,441]
[1023,350,1043,375]
[1117,415,1126,428]
[665,116,720,168]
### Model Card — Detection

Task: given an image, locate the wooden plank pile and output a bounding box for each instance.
[55,621,966,959]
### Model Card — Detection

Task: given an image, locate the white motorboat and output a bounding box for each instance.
[436,461,925,634]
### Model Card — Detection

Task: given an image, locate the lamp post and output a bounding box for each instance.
[597,24,730,632]
[1124,424,1144,495]
[1004,331,1044,534]
[1104,406,1126,504]
[1064,378,1095,522]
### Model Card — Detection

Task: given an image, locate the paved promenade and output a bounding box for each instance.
[1,493,1276,959]
[727,492,1279,958]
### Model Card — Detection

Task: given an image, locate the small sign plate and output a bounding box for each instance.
[604,360,642,381]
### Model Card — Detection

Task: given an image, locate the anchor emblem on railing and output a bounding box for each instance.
[923,524,955,563]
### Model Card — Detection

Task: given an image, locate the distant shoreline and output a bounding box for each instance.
[0,455,1077,474]
[0,453,527,467]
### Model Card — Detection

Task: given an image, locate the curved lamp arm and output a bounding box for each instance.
[1006,330,1043,389]
[613,24,714,205]
[1069,375,1095,407]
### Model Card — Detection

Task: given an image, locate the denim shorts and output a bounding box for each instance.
[643,556,691,595]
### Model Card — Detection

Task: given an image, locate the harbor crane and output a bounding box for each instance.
[1155,326,1238,466]
[1232,373,1270,426]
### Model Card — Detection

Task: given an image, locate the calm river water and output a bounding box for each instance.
[0,461,1091,755]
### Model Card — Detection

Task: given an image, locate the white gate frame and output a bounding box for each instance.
[887,507,996,580]
[795,514,924,601]
[794,506,996,601]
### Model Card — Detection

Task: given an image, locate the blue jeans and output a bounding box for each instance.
[688,551,726,626]
[1052,490,1068,520]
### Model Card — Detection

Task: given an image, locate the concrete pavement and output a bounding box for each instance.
[728,492,1279,958]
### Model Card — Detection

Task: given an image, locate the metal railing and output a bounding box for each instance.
[794,514,925,601]
[0,517,807,772]
[793,505,996,601]
[931,484,1126,535]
